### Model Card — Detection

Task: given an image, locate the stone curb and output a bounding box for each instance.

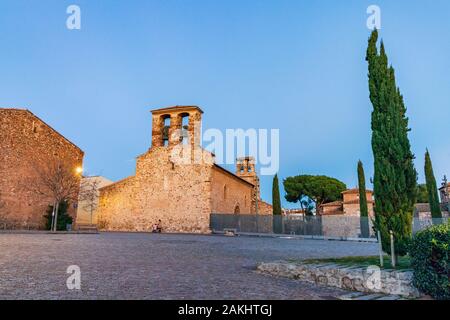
[257,261,421,298]
[213,230,378,243]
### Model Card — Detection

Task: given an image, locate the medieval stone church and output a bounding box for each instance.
[97,106,272,233]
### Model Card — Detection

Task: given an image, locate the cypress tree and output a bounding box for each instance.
[424,149,442,221]
[358,160,370,238]
[366,30,417,256]
[272,174,282,215]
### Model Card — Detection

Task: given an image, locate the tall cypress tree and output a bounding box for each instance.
[424,149,442,221]
[358,160,370,238]
[272,174,282,215]
[366,30,417,256]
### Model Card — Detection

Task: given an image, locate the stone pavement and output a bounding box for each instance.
[0,232,378,300]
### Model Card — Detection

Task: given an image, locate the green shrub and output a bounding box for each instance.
[43,201,73,231]
[409,222,449,299]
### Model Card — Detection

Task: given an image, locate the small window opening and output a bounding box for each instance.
[180,113,189,145]
[162,115,170,147]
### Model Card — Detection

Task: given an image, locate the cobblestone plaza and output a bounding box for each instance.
[0,233,377,299]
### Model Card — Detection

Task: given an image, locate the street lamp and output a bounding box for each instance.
[75,166,83,175]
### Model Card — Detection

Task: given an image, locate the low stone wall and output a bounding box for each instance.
[257,261,421,298]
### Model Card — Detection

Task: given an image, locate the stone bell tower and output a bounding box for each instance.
[236,156,260,213]
[150,106,203,149]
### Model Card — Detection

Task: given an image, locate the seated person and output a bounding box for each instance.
[156,220,162,233]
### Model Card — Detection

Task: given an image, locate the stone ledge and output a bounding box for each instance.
[212,231,378,243]
[256,261,421,298]
[0,230,99,235]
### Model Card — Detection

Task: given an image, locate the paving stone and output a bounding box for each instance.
[0,232,378,300]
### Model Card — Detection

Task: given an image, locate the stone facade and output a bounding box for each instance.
[319,189,375,217]
[0,108,84,229]
[76,176,113,225]
[98,106,272,233]
[258,200,273,215]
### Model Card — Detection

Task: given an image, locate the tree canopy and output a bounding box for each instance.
[416,184,429,204]
[424,150,442,220]
[366,30,417,256]
[283,175,347,213]
[272,174,282,216]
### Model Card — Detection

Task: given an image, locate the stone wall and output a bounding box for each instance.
[76,176,113,225]
[257,261,421,298]
[210,165,253,214]
[0,108,84,229]
[343,202,375,217]
[97,106,272,234]
[258,200,273,215]
[98,146,213,233]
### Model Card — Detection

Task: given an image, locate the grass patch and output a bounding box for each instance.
[298,255,412,270]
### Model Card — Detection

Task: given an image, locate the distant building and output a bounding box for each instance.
[0,108,84,229]
[318,188,375,217]
[235,157,273,215]
[439,182,449,205]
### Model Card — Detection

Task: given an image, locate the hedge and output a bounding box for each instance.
[409,221,449,300]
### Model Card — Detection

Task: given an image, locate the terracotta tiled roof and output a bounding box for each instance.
[151,105,204,115]
[213,164,255,187]
[342,188,373,194]
[320,201,343,207]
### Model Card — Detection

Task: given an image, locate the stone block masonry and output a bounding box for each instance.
[97,106,272,233]
[257,261,421,298]
[0,108,84,229]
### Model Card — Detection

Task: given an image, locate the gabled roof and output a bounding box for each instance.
[0,108,84,154]
[151,105,204,115]
[213,164,255,187]
[320,201,343,207]
[342,188,373,194]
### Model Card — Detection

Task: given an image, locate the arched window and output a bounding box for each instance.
[234,204,240,214]
[223,185,227,200]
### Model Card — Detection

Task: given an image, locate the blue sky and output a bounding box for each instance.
[1,0,449,208]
